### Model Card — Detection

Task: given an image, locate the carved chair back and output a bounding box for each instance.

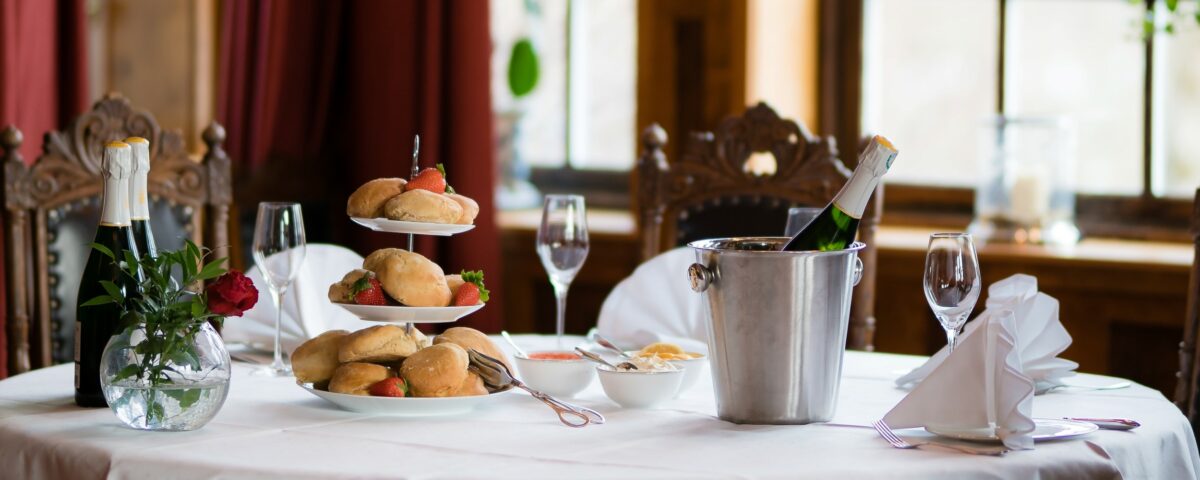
[1174,187,1200,436]
[1,94,232,375]
[635,102,882,351]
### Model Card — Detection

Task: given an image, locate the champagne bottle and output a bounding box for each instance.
[782,135,898,251]
[75,141,142,407]
[126,137,156,258]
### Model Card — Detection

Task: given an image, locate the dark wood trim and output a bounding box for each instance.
[817,0,863,167]
[1143,0,1156,198]
[529,167,630,210]
[1173,187,1199,432]
[997,0,1007,113]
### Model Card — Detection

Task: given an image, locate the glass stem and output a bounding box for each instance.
[553,282,569,350]
[946,327,958,354]
[272,287,286,371]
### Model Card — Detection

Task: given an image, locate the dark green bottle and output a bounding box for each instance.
[784,136,898,251]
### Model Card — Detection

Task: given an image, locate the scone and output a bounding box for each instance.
[444,193,479,225]
[382,189,462,224]
[400,343,469,398]
[434,327,511,371]
[347,178,407,218]
[292,330,351,384]
[452,371,489,397]
[328,362,393,396]
[327,269,373,303]
[444,274,465,295]
[363,248,451,307]
[339,324,429,363]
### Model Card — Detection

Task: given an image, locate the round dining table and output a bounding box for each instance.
[0,334,1196,479]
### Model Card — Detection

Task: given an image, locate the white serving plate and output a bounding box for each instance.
[350,217,475,236]
[299,383,510,416]
[926,418,1098,442]
[334,302,484,323]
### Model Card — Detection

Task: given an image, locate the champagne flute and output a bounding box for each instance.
[923,233,981,353]
[252,202,307,376]
[537,195,589,350]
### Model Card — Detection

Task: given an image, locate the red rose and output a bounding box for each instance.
[207,271,258,317]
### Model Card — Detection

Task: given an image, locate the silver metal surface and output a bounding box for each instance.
[873,420,1009,456]
[688,237,864,425]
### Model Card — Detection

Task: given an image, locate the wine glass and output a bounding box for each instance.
[252,202,307,376]
[784,207,823,237]
[923,233,981,353]
[536,195,589,350]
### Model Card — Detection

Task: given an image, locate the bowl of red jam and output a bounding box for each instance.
[513,350,594,398]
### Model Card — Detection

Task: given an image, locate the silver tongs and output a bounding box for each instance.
[468,349,605,428]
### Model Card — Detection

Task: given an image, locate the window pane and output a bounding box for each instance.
[1007,0,1145,195]
[1162,19,1200,197]
[491,0,568,168]
[570,0,637,170]
[862,0,998,187]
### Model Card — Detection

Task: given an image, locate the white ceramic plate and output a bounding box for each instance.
[299,383,510,416]
[334,302,484,323]
[350,217,475,236]
[926,418,1098,442]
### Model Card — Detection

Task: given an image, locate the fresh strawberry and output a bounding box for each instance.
[405,163,449,193]
[368,377,407,397]
[453,270,490,306]
[350,275,387,306]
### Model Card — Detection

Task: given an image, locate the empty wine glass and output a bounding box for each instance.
[537,195,589,350]
[252,202,307,376]
[923,233,981,353]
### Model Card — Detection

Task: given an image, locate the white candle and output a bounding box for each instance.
[1009,171,1050,225]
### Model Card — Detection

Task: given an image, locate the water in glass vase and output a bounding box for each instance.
[102,381,230,431]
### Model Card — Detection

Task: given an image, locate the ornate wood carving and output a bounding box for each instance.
[634,102,880,350]
[1,93,232,375]
[1174,188,1200,431]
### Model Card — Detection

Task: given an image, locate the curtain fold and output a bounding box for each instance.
[0,0,89,378]
[218,0,502,332]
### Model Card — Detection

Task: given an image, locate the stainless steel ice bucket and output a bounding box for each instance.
[687,237,865,424]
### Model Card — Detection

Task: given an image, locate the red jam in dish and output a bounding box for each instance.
[528,351,581,360]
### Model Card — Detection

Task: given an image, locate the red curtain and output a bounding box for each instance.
[0,0,88,378]
[218,0,503,332]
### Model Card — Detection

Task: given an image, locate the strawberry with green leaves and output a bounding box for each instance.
[405,163,456,194]
[349,274,387,306]
[368,377,408,397]
[453,270,490,306]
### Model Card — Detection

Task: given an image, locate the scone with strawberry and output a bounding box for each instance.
[328,269,390,306]
[350,164,479,225]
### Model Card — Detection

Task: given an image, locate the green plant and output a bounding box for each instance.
[1135,0,1200,35]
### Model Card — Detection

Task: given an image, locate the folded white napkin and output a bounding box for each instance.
[595,247,709,354]
[883,310,1037,450]
[222,244,372,353]
[896,274,1077,393]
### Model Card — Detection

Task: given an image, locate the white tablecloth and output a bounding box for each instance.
[0,335,1196,479]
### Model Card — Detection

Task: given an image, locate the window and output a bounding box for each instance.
[490,0,637,171]
[862,0,1199,200]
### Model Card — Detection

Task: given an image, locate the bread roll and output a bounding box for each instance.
[328,362,393,396]
[444,193,479,225]
[328,269,372,303]
[434,327,511,371]
[445,274,465,296]
[363,248,451,307]
[292,330,351,384]
[452,372,488,397]
[400,343,469,398]
[347,178,407,218]
[382,189,462,224]
[339,324,429,363]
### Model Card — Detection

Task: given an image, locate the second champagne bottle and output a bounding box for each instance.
[126,137,157,258]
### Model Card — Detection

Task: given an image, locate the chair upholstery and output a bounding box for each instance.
[1,93,232,374]
[635,102,882,351]
[1174,187,1200,435]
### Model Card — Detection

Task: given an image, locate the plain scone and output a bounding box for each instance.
[292,330,351,384]
[328,362,394,396]
[347,178,407,218]
[434,327,510,371]
[444,193,479,225]
[383,189,462,224]
[400,343,469,397]
[363,248,451,307]
[338,324,430,363]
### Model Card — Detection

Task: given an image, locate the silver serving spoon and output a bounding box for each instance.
[500,330,529,358]
[592,333,635,360]
[575,347,637,371]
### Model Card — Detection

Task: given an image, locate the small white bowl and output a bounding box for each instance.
[625,352,709,397]
[597,366,685,409]
[513,352,595,398]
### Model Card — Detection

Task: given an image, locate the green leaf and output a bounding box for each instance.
[123,250,139,274]
[1167,0,1178,11]
[91,242,115,260]
[80,295,115,307]
[169,349,201,370]
[507,38,539,98]
[99,281,124,304]
[164,387,203,410]
[114,364,141,382]
[195,259,228,282]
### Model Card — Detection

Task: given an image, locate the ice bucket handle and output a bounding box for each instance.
[688,263,713,293]
[852,256,864,287]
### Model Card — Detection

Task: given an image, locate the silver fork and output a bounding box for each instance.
[871,420,1009,456]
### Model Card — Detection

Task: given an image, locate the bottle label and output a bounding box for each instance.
[832,168,880,219]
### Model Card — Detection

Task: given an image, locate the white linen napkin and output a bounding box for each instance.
[222,243,372,353]
[896,274,1077,393]
[883,309,1037,450]
[595,247,709,353]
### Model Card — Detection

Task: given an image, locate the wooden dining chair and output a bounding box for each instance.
[1,93,233,375]
[1174,187,1200,436]
[635,102,882,351]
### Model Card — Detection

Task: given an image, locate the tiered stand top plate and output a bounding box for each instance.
[350,217,474,236]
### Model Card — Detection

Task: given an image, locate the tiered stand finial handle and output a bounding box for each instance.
[408,135,420,252]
